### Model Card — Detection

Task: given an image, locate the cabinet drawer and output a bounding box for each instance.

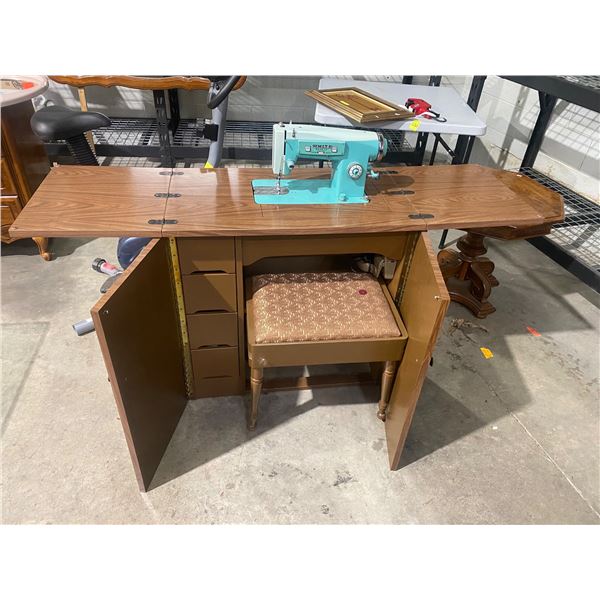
[1,159,17,197]
[192,347,240,397]
[1,196,19,226]
[193,375,240,398]
[192,347,239,379]
[178,237,235,274]
[187,312,238,349]
[183,273,237,313]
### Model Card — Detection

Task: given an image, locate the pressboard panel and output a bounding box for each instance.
[91,238,187,491]
[384,232,450,469]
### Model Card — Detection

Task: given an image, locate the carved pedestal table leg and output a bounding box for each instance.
[437,232,498,318]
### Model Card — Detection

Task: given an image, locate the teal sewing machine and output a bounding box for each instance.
[252,123,387,204]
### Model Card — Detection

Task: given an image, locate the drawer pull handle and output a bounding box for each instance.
[197,344,235,349]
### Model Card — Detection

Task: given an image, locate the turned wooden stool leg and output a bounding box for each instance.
[248,367,263,431]
[32,237,52,261]
[377,360,397,422]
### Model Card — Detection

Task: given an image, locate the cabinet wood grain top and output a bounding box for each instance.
[9,164,563,239]
[9,166,171,238]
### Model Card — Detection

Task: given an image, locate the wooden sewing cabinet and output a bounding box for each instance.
[9,164,562,491]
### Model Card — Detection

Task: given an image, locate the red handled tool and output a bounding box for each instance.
[405,98,447,122]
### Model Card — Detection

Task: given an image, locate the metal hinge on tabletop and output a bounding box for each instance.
[408,213,434,219]
[148,219,178,225]
[154,192,181,198]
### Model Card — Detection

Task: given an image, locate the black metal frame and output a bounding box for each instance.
[45,76,481,169]
[528,237,600,293]
[503,76,600,112]
[153,90,174,167]
[520,92,558,169]
[452,76,487,165]
[44,118,425,165]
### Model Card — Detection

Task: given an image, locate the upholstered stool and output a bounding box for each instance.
[245,271,408,430]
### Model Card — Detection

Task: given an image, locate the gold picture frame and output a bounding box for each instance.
[306,87,414,124]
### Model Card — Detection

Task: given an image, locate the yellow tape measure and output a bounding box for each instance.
[168,238,194,397]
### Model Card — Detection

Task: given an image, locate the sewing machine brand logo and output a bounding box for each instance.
[308,143,338,154]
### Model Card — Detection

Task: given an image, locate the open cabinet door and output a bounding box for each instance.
[385,233,450,469]
[91,238,187,491]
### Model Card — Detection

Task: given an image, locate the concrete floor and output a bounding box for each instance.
[1,231,599,524]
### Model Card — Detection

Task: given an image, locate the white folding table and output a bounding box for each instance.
[315,78,486,136]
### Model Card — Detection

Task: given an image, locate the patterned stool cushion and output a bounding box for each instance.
[250,272,401,344]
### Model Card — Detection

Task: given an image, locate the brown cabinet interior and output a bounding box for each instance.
[89,232,447,490]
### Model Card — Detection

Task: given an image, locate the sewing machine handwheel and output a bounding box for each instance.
[206,76,241,109]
